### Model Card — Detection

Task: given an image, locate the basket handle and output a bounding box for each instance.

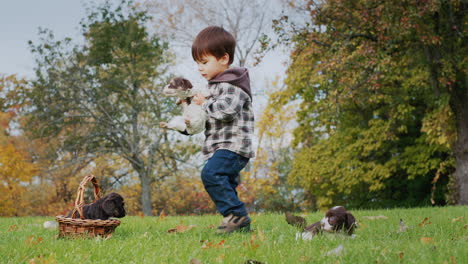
[70,174,102,219]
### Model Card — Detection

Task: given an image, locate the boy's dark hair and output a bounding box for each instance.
[192,26,236,65]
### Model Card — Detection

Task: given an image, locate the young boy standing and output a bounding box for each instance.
[191,26,254,233]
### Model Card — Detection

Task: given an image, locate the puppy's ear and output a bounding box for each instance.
[182,78,193,89]
[345,213,357,235]
[102,194,117,216]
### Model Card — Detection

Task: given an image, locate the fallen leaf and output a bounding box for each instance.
[7,224,18,232]
[398,251,405,260]
[418,217,432,227]
[28,254,55,264]
[420,237,434,244]
[450,256,456,264]
[451,216,464,223]
[363,215,388,220]
[158,211,167,221]
[189,258,202,264]
[201,240,226,249]
[243,234,260,250]
[299,256,311,262]
[167,224,196,233]
[25,236,43,245]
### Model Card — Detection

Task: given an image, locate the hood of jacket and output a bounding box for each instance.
[209,67,252,100]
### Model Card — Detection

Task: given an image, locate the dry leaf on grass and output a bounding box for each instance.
[28,254,55,264]
[159,211,167,221]
[449,256,456,264]
[189,258,202,264]
[7,224,19,232]
[398,251,405,260]
[25,235,43,245]
[243,233,260,250]
[418,217,432,227]
[420,237,434,244]
[451,216,464,223]
[167,224,196,233]
[201,240,226,249]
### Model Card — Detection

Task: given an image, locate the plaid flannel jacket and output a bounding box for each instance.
[201,82,255,160]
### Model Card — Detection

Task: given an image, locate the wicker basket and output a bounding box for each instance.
[55,175,121,238]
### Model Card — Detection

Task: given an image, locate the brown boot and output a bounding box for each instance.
[216,214,251,234]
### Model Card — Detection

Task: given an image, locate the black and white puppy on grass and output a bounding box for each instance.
[160,77,211,135]
[286,206,357,240]
[67,192,126,220]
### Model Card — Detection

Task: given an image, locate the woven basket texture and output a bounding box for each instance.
[55,175,121,238]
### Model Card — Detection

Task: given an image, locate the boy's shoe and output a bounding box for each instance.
[216,214,251,234]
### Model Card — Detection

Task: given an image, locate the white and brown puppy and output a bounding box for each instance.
[287,206,357,240]
[67,192,126,220]
[160,77,211,135]
[320,206,357,235]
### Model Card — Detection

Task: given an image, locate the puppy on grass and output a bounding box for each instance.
[67,192,126,220]
[286,206,357,240]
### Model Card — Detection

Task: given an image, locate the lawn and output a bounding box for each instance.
[1,206,466,264]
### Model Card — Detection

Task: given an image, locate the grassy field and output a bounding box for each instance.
[1,206,467,264]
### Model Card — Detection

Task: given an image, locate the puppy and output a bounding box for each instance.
[68,192,126,220]
[287,206,357,240]
[320,206,357,235]
[160,77,211,135]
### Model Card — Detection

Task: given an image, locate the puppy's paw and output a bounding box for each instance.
[160,122,168,128]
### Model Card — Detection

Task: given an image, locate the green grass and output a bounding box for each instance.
[1,206,467,264]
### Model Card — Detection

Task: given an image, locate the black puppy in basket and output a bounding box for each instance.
[67,192,126,220]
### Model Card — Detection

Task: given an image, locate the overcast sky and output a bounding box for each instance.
[0,0,88,77]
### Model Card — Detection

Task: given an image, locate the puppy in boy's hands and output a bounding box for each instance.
[67,192,126,220]
[160,77,210,135]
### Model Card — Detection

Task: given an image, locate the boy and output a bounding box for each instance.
[191,26,254,233]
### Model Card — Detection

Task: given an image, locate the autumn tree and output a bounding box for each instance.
[271,0,465,208]
[25,0,182,215]
[0,75,38,216]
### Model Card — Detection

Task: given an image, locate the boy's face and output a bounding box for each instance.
[196,54,229,81]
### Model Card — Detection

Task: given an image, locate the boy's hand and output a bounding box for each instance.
[193,93,206,105]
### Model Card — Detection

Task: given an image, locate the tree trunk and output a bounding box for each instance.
[450,71,468,205]
[139,169,153,216]
[130,156,153,216]
[451,103,468,205]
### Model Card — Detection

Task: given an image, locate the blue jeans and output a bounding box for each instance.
[201,149,249,217]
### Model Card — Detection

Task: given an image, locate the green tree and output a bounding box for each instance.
[271,0,465,208]
[25,0,179,215]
